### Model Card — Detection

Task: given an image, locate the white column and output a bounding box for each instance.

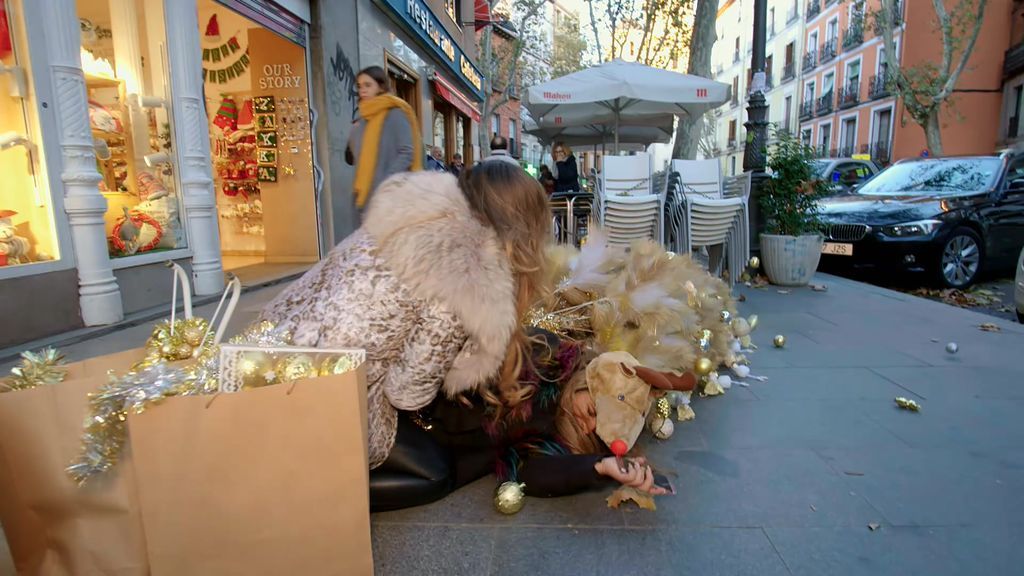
[163,0,224,296]
[42,0,124,325]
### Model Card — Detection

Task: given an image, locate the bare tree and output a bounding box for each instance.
[672,0,718,159]
[585,0,605,63]
[874,0,988,156]
[478,0,549,154]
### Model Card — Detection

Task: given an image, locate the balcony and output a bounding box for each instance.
[803,50,817,72]
[782,61,796,82]
[837,81,860,109]
[1005,42,1024,80]
[843,21,864,51]
[799,100,815,121]
[868,74,891,100]
[727,138,738,150]
[838,145,857,158]
[815,91,834,116]
[870,141,892,165]
[820,37,838,64]
[806,0,821,21]
[872,1,903,34]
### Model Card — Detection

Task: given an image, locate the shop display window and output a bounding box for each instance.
[0,0,60,271]
[77,0,187,260]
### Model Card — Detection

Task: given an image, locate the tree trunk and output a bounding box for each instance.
[924,108,943,157]
[586,0,604,63]
[671,0,718,159]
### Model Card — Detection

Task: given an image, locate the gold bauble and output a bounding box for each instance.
[695,357,714,376]
[318,354,361,376]
[749,256,760,269]
[655,397,671,419]
[174,343,194,360]
[182,326,204,347]
[239,351,276,389]
[275,354,317,382]
[160,343,174,358]
[748,315,759,331]
[494,481,526,515]
[773,334,786,348]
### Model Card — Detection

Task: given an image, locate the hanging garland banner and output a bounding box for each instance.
[203,50,250,84]
[202,36,242,63]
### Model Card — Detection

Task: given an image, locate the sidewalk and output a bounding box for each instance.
[3,272,1023,575]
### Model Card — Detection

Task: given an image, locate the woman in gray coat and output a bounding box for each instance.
[345,66,422,209]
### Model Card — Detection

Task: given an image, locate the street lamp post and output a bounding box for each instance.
[743,0,770,255]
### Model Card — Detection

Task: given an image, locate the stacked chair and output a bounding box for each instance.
[594,154,663,246]
[664,159,749,286]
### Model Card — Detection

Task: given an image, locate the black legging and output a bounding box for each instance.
[369,410,493,512]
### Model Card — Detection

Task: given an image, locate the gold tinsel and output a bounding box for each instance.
[1,348,68,393]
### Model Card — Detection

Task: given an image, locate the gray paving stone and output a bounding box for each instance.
[371,524,494,576]
[621,449,881,528]
[693,399,907,450]
[750,367,915,400]
[766,526,972,576]
[863,397,1024,449]
[817,446,1024,526]
[489,526,790,576]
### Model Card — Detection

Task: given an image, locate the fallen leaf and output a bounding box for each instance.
[978,323,1001,333]
[844,471,865,477]
[737,294,747,302]
[930,338,939,343]
[868,523,881,531]
[607,486,657,511]
[777,289,791,295]
[810,504,817,512]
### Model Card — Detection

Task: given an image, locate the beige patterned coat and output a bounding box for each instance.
[259,172,517,468]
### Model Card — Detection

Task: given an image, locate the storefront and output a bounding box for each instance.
[359,0,484,165]
[0,0,320,350]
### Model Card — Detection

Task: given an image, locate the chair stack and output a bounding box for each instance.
[596,154,663,246]
[664,159,750,285]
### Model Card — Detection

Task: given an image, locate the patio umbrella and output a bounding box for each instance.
[524,113,675,148]
[525,60,731,152]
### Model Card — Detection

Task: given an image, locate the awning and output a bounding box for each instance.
[432,74,482,122]
[473,0,492,30]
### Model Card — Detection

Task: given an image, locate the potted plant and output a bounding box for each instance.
[759,130,831,286]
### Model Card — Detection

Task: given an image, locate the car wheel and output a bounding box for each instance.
[935,227,984,289]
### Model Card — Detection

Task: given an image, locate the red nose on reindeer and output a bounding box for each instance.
[610,439,628,457]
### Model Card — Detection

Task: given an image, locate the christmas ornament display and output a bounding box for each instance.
[694,357,713,376]
[748,256,760,269]
[494,481,526,514]
[649,415,674,440]
[773,335,786,348]
[945,342,959,354]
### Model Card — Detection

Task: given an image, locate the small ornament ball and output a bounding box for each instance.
[748,256,760,269]
[494,481,526,515]
[945,342,959,354]
[773,334,786,348]
[720,310,732,324]
[695,357,714,376]
[650,416,674,440]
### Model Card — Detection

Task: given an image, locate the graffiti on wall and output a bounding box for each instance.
[328,42,359,122]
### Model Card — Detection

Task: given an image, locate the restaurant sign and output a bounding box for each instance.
[374,0,485,100]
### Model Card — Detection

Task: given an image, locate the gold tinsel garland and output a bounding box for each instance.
[0,348,68,392]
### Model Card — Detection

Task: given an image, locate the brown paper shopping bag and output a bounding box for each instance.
[128,361,372,576]
[0,348,149,576]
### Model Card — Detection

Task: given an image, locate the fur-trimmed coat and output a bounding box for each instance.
[259,172,517,468]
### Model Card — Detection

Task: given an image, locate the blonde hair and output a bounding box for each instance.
[554,369,601,454]
[554,142,573,157]
[459,162,551,414]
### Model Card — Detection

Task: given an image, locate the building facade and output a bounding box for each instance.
[711,0,1013,176]
[0,0,485,351]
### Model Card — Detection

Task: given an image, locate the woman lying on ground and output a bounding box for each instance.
[257,162,550,509]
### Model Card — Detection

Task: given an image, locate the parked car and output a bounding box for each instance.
[818,153,1024,288]
[811,158,881,194]
[1016,246,1024,323]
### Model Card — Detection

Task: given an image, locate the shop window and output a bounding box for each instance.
[433,108,447,152]
[198,1,320,271]
[1,0,60,271]
[76,0,186,260]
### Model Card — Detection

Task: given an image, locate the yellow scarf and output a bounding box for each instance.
[354,94,423,207]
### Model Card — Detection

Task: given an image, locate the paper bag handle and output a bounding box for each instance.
[165,261,194,321]
[197,274,242,347]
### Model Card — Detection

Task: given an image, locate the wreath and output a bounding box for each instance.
[110,210,164,254]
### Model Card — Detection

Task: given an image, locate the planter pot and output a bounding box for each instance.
[760,233,824,286]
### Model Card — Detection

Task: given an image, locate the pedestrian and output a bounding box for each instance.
[483,135,521,167]
[426,146,448,172]
[345,66,422,210]
[450,153,465,177]
[257,163,551,511]
[552,141,581,193]
[538,164,556,195]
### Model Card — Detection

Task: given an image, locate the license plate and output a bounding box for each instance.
[822,242,853,256]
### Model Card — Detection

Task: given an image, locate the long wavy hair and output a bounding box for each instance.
[459,162,551,414]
